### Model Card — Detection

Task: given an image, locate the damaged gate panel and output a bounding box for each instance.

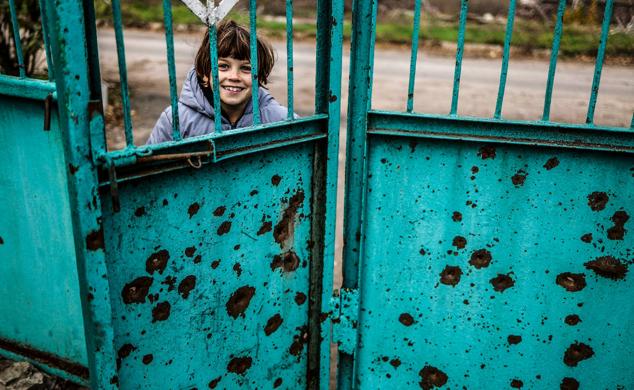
[354,137,633,389]
[0,93,89,383]
[102,143,318,388]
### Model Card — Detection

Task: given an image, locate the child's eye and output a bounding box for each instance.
[218,64,229,70]
[241,66,252,72]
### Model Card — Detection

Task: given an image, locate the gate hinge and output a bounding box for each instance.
[330,288,359,354]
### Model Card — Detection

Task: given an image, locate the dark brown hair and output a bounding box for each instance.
[195,20,275,87]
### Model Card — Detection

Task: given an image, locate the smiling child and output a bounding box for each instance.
[147,20,291,144]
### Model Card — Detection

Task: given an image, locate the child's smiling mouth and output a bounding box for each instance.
[222,86,245,92]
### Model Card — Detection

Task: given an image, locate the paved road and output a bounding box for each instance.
[97,28,633,143]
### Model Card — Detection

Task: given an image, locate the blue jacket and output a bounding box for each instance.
[146,68,290,144]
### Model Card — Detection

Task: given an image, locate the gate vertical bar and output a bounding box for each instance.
[38,0,55,80]
[542,0,565,121]
[286,0,295,120]
[8,0,26,78]
[45,0,117,387]
[494,0,516,119]
[208,21,223,133]
[340,0,377,388]
[162,0,181,140]
[312,0,344,386]
[406,0,422,113]
[586,0,614,125]
[249,0,260,124]
[450,0,469,116]
[110,0,135,147]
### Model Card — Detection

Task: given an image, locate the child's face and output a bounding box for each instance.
[217,57,253,110]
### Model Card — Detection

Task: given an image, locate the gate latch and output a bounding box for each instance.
[331,288,359,354]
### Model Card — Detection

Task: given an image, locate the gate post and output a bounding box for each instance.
[46,0,118,387]
[339,0,377,388]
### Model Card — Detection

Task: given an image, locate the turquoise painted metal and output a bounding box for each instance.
[338,0,634,389]
[2,0,343,388]
[2,0,632,388]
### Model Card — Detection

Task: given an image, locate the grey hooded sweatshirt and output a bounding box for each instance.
[146,68,290,144]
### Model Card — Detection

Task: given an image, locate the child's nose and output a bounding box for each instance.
[228,67,240,79]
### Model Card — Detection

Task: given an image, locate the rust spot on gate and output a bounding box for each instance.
[490,273,515,292]
[289,326,309,356]
[587,192,608,211]
[560,377,580,390]
[162,276,176,292]
[564,314,581,326]
[142,354,153,365]
[452,236,467,249]
[556,273,586,292]
[217,221,232,235]
[584,256,628,280]
[117,343,135,359]
[543,157,560,170]
[452,211,462,222]
[85,227,104,251]
[213,206,226,216]
[188,202,200,218]
[563,342,594,367]
[295,292,307,305]
[390,358,401,368]
[145,249,169,275]
[226,286,255,318]
[208,377,221,388]
[478,146,496,160]
[151,301,171,322]
[399,313,414,326]
[510,379,524,388]
[264,314,283,335]
[507,335,522,345]
[232,263,242,276]
[271,175,282,186]
[211,259,221,269]
[580,233,593,243]
[606,210,629,240]
[134,206,146,217]
[469,249,492,269]
[271,251,300,272]
[227,356,252,375]
[273,190,305,246]
[178,275,196,299]
[184,246,196,257]
[440,265,462,286]
[122,276,153,304]
[418,365,448,390]
[257,220,272,235]
[511,170,528,187]
[273,378,283,388]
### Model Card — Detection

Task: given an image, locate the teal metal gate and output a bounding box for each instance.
[336,0,634,389]
[1,0,343,388]
[1,0,633,389]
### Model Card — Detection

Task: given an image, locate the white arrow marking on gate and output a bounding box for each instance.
[179,0,240,26]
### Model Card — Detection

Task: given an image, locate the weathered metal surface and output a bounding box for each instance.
[353,135,633,389]
[0,94,88,383]
[101,143,317,388]
[340,0,634,389]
